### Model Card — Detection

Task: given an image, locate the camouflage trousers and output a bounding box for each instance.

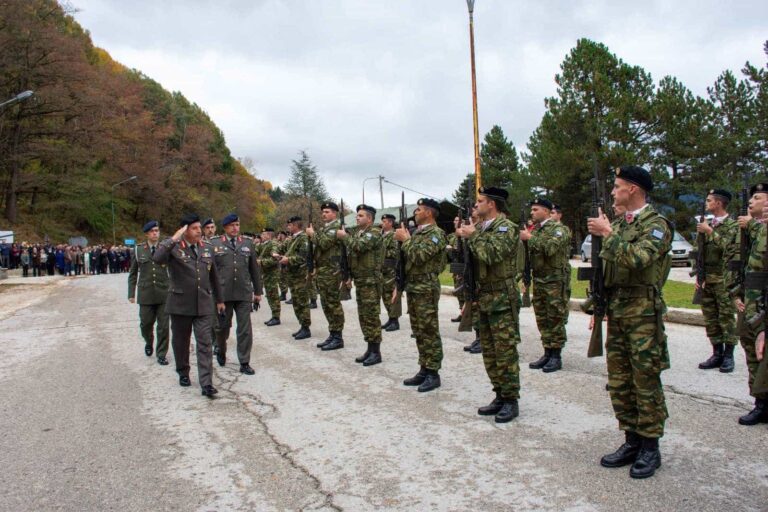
[407,284,443,370]
[139,303,169,358]
[263,271,281,318]
[701,280,737,346]
[316,267,344,332]
[737,310,768,400]
[309,276,318,301]
[279,268,288,296]
[286,272,311,327]
[453,273,465,310]
[478,294,521,400]
[380,269,401,319]
[532,280,569,349]
[606,315,668,438]
[355,278,382,344]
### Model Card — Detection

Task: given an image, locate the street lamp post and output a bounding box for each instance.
[466,0,481,197]
[0,90,34,111]
[362,175,385,209]
[111,176,137,246]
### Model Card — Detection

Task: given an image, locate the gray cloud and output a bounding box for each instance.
[72,0,768,207]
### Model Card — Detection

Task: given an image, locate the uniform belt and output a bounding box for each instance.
[477,279,514,293]
[608,286,656,299]
[408,271,437,281]
[352,270,380,279]
[383,258,397,269]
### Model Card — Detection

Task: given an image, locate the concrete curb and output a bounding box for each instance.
[440,285,705,327]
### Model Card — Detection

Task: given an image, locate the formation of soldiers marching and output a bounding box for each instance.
[126,165,768,481]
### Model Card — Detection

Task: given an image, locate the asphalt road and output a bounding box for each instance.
[0,274,766,511]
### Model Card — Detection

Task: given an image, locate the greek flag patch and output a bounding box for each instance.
[431,236,439,244]
[498,226,508,232]
[651,229,664,240]
[366,233,373,239]
[555,230,562,237]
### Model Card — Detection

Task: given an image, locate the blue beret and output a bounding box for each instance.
[221,213,239,226]
[616,165,653,192]
[142,220,158,233]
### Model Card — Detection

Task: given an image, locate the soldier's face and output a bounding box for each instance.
[550,210,562,221]
[203,224,216,238]
[262,232,273,241]
[356,211,372,227]
[321,209,337,222]
[381,218,394,231]
[475,196,491,217]
[224,221,240,237]
[749,193,768,218]
[530,205,549,222]
[611,178,635,207]
[146,227,160,243]
[186,222,202,243]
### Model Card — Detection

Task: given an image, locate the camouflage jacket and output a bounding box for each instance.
[468,216,520,314]
[345,224,382,283]
[743,219,767,314]
[402,223,447,294]
[257,240,280,273]
[528,219,571,283]
[381,230,398,275]
[698,216,739,285]
[313,219,343,271]
[283,231,309,278]
[600,205,672,318]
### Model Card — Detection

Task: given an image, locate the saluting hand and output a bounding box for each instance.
[587,208,612,237]
[172,224,188,242]
[394,223,410,242]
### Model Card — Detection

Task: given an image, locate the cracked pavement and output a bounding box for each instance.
[0,274,767,511]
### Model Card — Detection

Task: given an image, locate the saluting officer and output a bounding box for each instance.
[695,189,739,372]
[257,228,282,326]
[274,216,312,340]
[396,198,447,392]
[380,213,401,332]
[153,214,225,398]
[587,166,672,479]
[128,220,170,365]
[306,202,346,350]
[211,214,263,374]
[520,197,571,373]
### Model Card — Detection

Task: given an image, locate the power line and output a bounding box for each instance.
[381,179,446,203]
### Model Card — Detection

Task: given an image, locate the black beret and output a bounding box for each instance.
[750,183,768,197]
[479,186,509,202]
[202,218,214,227]
[262,227,275,233]
[551,203,563,212]
[356,204,376,216]
[708,189,732,202]
[615,165,653,191]
[180,213,200,227]
[417,198,440,210]
[530,197,553,210]
[287,216,302,224]
[321,202,339,212]
[381,213,396,222]
[221,213,239,226]
[142,220,158,233]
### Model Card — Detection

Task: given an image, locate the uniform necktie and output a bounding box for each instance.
[190,245,198,259]
[151,245,156,256]
[230,238,237,250]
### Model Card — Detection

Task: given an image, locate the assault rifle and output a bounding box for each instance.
[578,171,607,358]
[691,198,707,305]
[338,199,352,301]
[520,205,532,308]
[457,200,477,332]
[395,192,407,296]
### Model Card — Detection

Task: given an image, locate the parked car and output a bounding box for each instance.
[580,231,693,266]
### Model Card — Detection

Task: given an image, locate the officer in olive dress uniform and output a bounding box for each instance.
[211,214,263,374]
[128,220,170,365]
[153,214,225,398]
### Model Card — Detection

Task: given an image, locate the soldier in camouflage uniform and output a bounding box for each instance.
[446,232,465,322]
[341,204,384,365]
[306,202,346,350]
[257,228,282,326]
[693,189,740,373]
[551,204,573,304]
[276,231,289,301]
[128,220,170,365]
[380,214,402,332]
[734,183,768,425]
[456,187,521,423]
[520,197,571,373]
[396,198,447,392]
[273,217,312,340]
[588,166,672,479]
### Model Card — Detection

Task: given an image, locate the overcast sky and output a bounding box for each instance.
[71,0,767,208]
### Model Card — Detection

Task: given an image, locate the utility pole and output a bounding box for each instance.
[378,175,385,209]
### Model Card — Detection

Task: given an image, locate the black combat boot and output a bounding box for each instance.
[719,344,735,373]
[494,400,519,423]
[468,338,482,354]
[600,431,641,468]
[451,314,462,323]
[418,370,441,392]
[355,343,372,363]
[403,366,427,386]
[265,317,280,326]
[381,319,392,330]
[216,351,226,367]
[309,299,318,309]
[738,398,768,425]
[317,332,334,348]
[529,348,551,369]
[291,328,302,337]
[144,342,153,357]
[293,326,311,340]
[362,343,382,366]
[322,332,344,351]
[698,343,724,369]
[542,348,562,373]
[477,393,503,416]
[285,298,293,305]
[279,291,287,301]
[629,437,661,479]
[385,319,400,332]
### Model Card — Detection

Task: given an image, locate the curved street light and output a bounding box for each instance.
[0,90,34,111]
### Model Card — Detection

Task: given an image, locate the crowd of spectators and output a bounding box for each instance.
[0,241,133,277]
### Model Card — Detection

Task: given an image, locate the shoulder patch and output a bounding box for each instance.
[651,229,664,240]
[555,230,562,237]
[498,226,508,232]
[431,236,439,244]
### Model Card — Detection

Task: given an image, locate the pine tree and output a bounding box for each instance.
[284,150,328,202]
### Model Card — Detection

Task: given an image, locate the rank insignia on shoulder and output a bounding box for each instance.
[431,236,439,244]
[651,229,664,240]
[498,226,508,232]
